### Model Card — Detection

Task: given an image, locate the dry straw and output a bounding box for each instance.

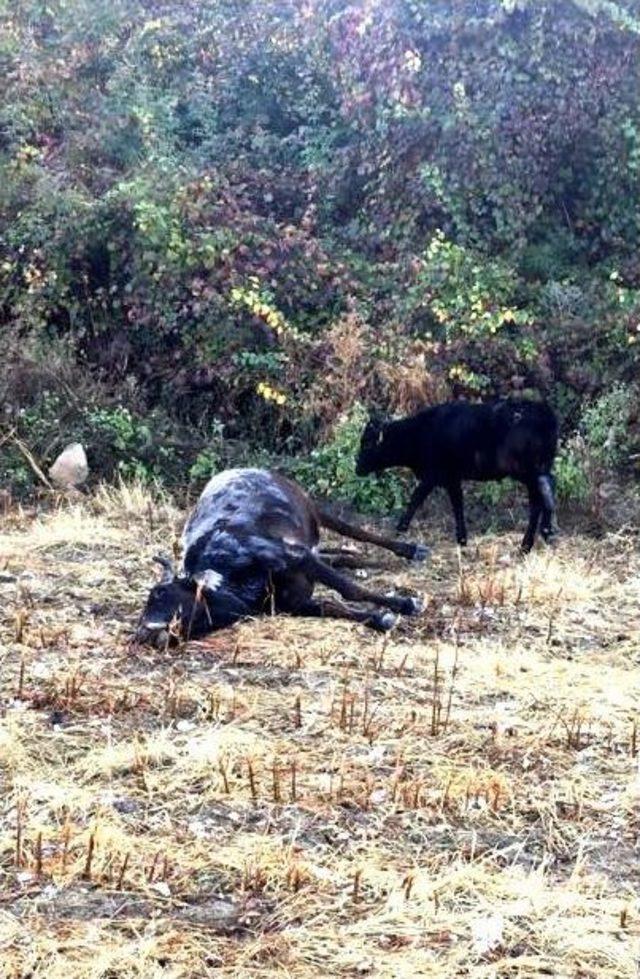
[0,483,639,977]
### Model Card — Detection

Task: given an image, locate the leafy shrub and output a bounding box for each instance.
[555,384,635,504]
[289,404,407,515]
[2,0,640,502]
[402,231,527,345]
[580,384,634,470]
[475,479,520,510]
[518,227,584,284]
[538,281,587,320]
[554,437,591,504]
[86,406,177,482]
[188,420,226,483]
[0,346,190,492]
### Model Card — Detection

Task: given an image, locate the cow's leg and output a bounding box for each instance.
[317,507,428,562]
[396,478,435,535]
[298,551,423,616]
[521,480,542,553]
[537,474,557,543]
[292,597,397,632]
[316,549,383,570]
[445,480,467,546]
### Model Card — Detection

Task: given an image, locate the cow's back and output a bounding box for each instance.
[413,401,557,480]
[183,468,319,576]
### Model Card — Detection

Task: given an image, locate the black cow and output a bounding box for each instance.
[135,467,426,643]
[356,400,558,552]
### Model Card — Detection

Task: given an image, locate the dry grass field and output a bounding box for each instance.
[1,483,639,978]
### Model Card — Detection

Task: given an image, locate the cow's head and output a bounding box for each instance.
[355,411,390,476]
[135,554,250,645]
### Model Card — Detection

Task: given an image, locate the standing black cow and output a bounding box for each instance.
[135,467,426,644]
[356,400,558,552]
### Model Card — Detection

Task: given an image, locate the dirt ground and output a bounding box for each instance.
[1,483,639,978]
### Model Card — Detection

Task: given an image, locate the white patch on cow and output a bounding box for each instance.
[280,536,308,565]
[194,569,224,591]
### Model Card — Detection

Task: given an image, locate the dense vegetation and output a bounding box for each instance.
[1,0,638,509]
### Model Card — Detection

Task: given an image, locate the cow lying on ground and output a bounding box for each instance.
[356,400,558,552]
[135,468,427,644]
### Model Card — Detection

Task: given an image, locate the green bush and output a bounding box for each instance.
[188,420,226,483]
[2,0,640,501]
[402,231,527,345]
[1,399,181,490]
[86,406,177,482]
[475,478,520,509]
[554,437,591,504]
[554,384,636,504]
[289,405,408,515]
[580,384,634,470]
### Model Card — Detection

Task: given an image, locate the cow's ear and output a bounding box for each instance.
[370,409,390,431]
[153,553,175,584]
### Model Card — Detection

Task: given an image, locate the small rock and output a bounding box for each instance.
[112,797,138,814]
[354,959,374,974]
[369,788,388,806]
[188,819,208,838]
[176,719,196,733]
[8,699,29,711]
[367,745,386,765]
[48,443,89,489]
[149,881,171,898]
[472,913,504,955]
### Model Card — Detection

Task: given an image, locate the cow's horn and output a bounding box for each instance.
[153,553,175,583]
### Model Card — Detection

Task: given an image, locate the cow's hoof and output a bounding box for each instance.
[389,594,423,616]
[374,611,397,632]
[405,595,424,616]
[410,543,429,563]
